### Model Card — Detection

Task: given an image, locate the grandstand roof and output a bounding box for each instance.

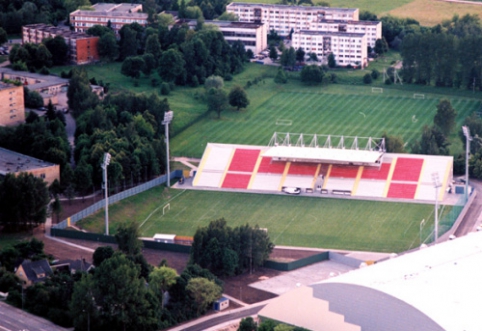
[259,232,482,331]
[263,146,383,166]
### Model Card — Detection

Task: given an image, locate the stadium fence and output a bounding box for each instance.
[52,170,183,230]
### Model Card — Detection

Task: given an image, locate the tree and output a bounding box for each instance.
[0,27,7,45]
[0,173,49,229]
[67,68,99,117]
[238,317,258,331]
[363,73,373,84]
[43,36,69,65]
[186,277,222,314]
[382,132,406,153]
[158,49,185,82]
[328,53,336,68]
[73,159,93,199]
[295,47,305,63]
[218,12,238,21]
[145,34,162,59]
[149,266,178,308]
[280,47,296,68]
[87,25,113,37]
[92,246,114,267]
[206,87,228,119]
[98,33,119,62]
[70,274,97,331]
[371,69,380,80]
[24,87,43,109]
[115,222,143,256]
[51,197,62,223]
[434,99,457,134]
[269,44,278,62]
[121,56,146,79]
[229,86,249,111]
[35,44,52,68]
[142,53,157,76]
[374,38,389,54]
[274,68,288,84]
[119,26,138,60]
[300,65,324,85]
[412,125,450,155]
[204,75,224,89]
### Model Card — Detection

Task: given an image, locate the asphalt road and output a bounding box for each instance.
[0,301,69,331]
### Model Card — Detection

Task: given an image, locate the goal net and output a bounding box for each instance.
[372,87,383,93]
[413,94,425,99]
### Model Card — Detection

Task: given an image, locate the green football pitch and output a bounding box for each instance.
[171,84,480,158]
[77,186,453,253]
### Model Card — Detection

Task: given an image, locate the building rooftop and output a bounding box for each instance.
[0,81,19,91]
[177,19,264,29]
[0,68,68,92]
[0,147,57,175]
[23,23,95,40]
[227,2,358,13]
[71,3,147,18]
[297,30,366,38]
[319,19,381,26]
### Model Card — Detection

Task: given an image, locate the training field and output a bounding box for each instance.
[77,186,453,253]
[171,85,480,158]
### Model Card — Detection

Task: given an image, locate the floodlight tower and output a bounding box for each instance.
[462,126,472,202]
[101,152,111,235]
[162,111,173,187]
[432,173,441,244]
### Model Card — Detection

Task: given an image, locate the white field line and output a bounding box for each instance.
[138,189,187,230]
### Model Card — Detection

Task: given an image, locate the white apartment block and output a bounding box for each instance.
[70,3,148,35]
[226,2,359,36]
[292,31,367,68]
[177,19,268,54]
[307,19,380,48]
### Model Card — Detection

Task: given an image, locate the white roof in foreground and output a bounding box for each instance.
[321,231,482,331]
[263,146,383,165]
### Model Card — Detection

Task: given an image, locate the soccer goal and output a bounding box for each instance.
[163,203,170,215]
[276,119,292,126]
[372,87,383,94]
[413,93,425,99]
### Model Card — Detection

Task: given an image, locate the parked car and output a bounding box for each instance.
[38,106,47,111]
[282,187,301,195]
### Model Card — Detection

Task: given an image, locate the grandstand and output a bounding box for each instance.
[192,133,454,203]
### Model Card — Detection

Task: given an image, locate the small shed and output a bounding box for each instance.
[213,297,230,311]
[153,234,176,243]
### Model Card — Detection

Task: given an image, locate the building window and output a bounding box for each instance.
[40,174,46,179]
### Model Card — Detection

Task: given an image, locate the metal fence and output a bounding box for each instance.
[53,170,182,230]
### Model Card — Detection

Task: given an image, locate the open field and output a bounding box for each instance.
[171,78,480,158]
[77,187,454,252]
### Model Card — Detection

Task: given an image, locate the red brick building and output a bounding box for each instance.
[22,24,99,64]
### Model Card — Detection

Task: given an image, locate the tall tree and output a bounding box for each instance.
[206,87,228,119]
[43,36,69,65]
[186,277,222,314]
[119,26,138,60]
[434,98,457,133]
[269,44,278,62]
[121,56,146,79]
[158,48,185,82]
[145,34,162,59]
[149,266,178,308]
[98,33,119,62]
[115,222,143,256]
[280,47,296,68]
[228,85,249,111]
[0,27,7,45]
[295,47,305,63]
[67,68,99,117]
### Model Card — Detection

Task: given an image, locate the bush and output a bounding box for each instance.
[329,73,338,83]
[160,82,170,95]
[384,78,392,85]
[363,73,373,84]
[274,68,288,84]
[151,78,160,87]
[300,65,324,85]
[12,61,27,71]
[371,69,379,80]
[191,75,199,87]
[39,66,50,75]
[224,74,233,81]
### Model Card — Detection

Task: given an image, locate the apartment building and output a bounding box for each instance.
[70,3,148,35]
[22,24,99,64]
[0,82,24,126]
[176,19,268,54]
[0,147,60,185]
[292,31,367,68]
[226,2,359,35]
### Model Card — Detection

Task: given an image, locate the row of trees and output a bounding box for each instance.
[190,218,274,276]
[9,37,70,72]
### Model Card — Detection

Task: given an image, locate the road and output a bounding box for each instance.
[455,179,482,236]
[0,301,69,331]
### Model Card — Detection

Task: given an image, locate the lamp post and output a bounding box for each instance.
[101,153,111,235]
[432,173,441,244]
[462,126,472,202]
[162,111,173,187]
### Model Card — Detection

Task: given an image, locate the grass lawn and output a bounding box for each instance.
[77,187,450,253]
[171,65,481,158]
[0,231,32,250]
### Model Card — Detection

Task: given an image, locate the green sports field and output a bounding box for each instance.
[171,83,480,158]
[77,186,455,253]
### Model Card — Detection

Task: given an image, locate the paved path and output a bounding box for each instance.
[0,301,69,331]
[172,157,200,170]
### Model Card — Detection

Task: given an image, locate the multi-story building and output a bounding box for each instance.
[0,147,60,185]
[0,82,24,126]
[70,3,148,35]
[226,2,359,36]
[22,24,99,64]
[292,31,367,68]
[175,19,268,54]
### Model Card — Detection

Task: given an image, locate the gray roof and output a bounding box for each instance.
[297,30,366,38]
[23,23,96,40]
[54,259,93,273]
[0,68,68,92]
[20,260,53,283]
[0,147,57,175]
[177,19,265,29]
[227,2,358,13]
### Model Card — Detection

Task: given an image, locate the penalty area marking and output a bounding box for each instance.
[412,115,418,123]
[138,189,186,230]
[359,112,366,118]
[276,119,292,126]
